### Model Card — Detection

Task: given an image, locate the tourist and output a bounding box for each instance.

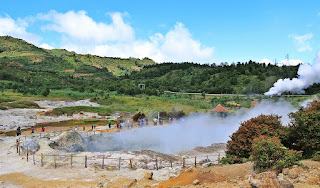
[146,118,149,126]
[116,120,120,129]
[141,119,144,127]
[137,119,141,127]
[93,123,96,129]
[153,118,157,126]
[108,121,111,129]
[41,127,45,132]
[30,127,35,134]
[83,126,85,131]
[130,119,133,128]
[16,127,21,136]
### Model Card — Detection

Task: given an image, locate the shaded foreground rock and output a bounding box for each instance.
[249,171,295,188]
[249,172,280,188]
[49,131,87,152]
[21,139,40,152]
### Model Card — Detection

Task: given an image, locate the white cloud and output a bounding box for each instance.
[1,11,214,63]
[88,22,214,63]
[289,33,313,52]
[39,10,214,63]
[0,15,41,44]
[260,58,303,67]
[39,10,134,44]
[40,43,54,49]
[260,58,274,65]
[277,59,303,66]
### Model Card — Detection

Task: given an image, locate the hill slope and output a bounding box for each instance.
[0,36,155,77]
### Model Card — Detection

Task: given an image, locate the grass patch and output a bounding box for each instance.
[52,106,135,116]
[1,100,40,109]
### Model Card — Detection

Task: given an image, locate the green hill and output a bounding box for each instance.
[0,36,155,77]
[0,35,317,98]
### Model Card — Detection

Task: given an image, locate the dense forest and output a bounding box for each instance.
[0,36,318,96]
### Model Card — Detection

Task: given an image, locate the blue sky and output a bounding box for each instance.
[1,0,320,64]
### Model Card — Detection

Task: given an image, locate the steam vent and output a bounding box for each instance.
[211,104,228,118]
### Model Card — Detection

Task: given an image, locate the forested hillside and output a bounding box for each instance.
[0,35,317,96]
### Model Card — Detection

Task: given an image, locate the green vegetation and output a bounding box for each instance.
[251,136,301,172]
[286,98,320,157]
[1,100,40,109]
[226,114,286,158]
[223,98,320,171]
[52,106,135,116]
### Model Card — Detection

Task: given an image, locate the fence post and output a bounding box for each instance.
[102,155,104,169]
[41,153,43,167]
[170,160,173,168]
[53,154,56,169]
[130,159,133,169]
[195,157,197,167]
[118,157,121,170]
[18,139,21,156]
[218,153,220,164]
[85,155,87,168]
[145,159,148,170]
[16,139,19,153]
[156,159,158,170]
[70,154,73,168]
[182,157,185,168]
[27,147,29,162]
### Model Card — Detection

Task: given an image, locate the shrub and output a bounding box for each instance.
[227,114,286,158]
[287,98,320,157]
[220,154,243,164]
[0,106,8,110]
[132,112,146,122]
[312,151,320,161]
[251,136,302,172]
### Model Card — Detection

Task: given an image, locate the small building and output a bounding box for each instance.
[211,104,228,118]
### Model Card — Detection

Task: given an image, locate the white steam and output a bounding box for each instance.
[265,51,320,95]
[83,99,311,154]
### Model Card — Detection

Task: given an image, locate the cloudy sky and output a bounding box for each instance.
[0,0,319,64]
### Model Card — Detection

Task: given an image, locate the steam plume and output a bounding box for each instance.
[83,99,311,154]
[265,51,320,95]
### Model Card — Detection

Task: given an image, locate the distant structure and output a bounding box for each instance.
[138,84,145,90]
[211,104,228,118]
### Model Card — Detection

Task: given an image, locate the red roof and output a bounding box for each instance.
[211,104,228,112]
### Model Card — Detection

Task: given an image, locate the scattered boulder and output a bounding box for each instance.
[282,168,289,175]
[20,139,40,152]
[125,179,137,188]
[97,182,104,187]
[278,176,294,188]
[249,172,280,188]
[288,168,300,179]
[144,172,153,180]
[193,179,200,185]
[49,131,87,152]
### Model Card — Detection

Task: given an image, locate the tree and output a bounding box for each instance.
[41,87,50,97]
[286,98,320,157]
[226,114,286,158]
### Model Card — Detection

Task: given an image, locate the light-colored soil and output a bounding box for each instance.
[159,163,253,188]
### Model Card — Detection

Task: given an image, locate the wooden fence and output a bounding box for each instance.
[16,131,222,170]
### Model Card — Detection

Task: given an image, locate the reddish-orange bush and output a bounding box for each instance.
[226,114,286,158]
